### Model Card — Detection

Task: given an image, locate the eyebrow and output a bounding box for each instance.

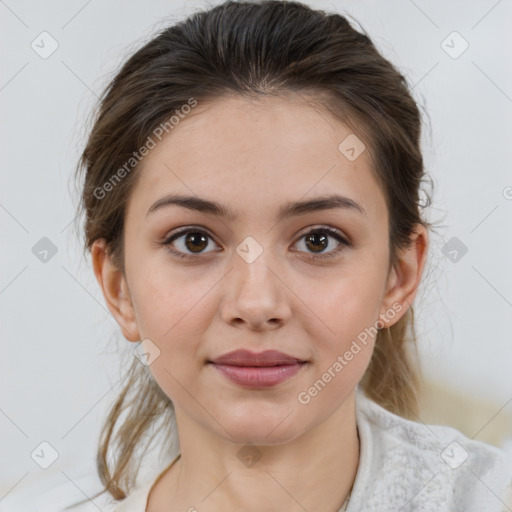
[146,193,366,221]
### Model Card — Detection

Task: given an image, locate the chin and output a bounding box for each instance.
[219,412,307,447]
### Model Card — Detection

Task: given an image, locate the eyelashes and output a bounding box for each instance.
[291,227,349,260]
[161,225,350,262]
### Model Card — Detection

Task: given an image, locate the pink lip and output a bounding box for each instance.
[209,349,306,366]
[208,349,307,388]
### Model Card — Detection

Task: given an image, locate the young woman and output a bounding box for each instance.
[69,1,512,510]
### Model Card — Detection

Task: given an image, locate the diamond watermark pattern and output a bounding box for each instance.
[338,134,366,161]
[441,31,469,59]
[134,338,161,366]
[31,441,59,469]
[237,444,263,468]
[32,237,58,263]
[442,236,468,263]
[236,236,263,264]
[31,31,59,59]
[441,441,469,469]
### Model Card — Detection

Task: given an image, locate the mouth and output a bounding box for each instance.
[207,349,308,388]
[208,349,307,366]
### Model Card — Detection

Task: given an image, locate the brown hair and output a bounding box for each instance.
[71,0,436,504]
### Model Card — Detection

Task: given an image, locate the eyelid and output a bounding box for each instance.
[295,224,347,242]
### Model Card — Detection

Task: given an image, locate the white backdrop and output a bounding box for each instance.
[1,0,511,510]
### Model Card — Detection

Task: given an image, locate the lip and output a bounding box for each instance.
[207,349,308,388]
[209,349,306,366]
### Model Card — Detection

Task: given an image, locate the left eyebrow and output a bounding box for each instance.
[146,193,366,221]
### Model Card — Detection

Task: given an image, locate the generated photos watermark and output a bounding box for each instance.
[297,302,403,405]
[93,97,198,200]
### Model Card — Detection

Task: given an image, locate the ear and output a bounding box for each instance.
[91,239,141,342]
[379,224,429,328]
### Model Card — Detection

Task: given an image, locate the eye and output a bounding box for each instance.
[161,225,350,261]
[292,226,349,260]
[162,228,219,260]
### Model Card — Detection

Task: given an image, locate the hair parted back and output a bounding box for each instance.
[71,0,435,503]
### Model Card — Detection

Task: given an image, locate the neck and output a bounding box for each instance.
[150,391,360,512]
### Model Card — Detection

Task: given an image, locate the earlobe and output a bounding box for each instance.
[91,239,141,342]
[379,225,429,328]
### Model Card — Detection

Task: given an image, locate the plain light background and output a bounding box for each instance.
[1,0,511,509]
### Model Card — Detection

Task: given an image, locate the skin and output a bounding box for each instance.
[92,93,428,512]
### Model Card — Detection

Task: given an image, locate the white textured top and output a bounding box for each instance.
[66,385,512,512]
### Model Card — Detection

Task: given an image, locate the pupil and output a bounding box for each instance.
[306,233,327,253]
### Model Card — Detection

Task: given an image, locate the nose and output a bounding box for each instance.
[220,248,292,331]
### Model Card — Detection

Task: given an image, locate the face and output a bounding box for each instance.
[103,94,410,445]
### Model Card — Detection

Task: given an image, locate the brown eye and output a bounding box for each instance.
[163,228,218,259]
[293,227,349,260]
[304,232,329,253]
[162,225,349,262]
[183,232,209,253]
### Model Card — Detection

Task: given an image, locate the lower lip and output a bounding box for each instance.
[210,362,306,388]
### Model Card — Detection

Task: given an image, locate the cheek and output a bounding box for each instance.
[132,264,218,340]
[301,263,386,386]
[309,269,385,340]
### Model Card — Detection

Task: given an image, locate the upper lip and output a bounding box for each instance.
[208,349,306,367]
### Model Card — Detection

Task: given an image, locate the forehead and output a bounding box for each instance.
[128,94,387,225]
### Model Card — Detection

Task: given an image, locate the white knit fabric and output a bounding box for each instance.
[44,385,512,511]
[346,386,512,511]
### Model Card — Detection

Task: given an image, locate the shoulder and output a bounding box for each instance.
[350,387,512,512]
[59,452,179,512]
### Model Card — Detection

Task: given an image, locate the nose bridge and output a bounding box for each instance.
[220,234,291,328]
[234,234,281,299]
